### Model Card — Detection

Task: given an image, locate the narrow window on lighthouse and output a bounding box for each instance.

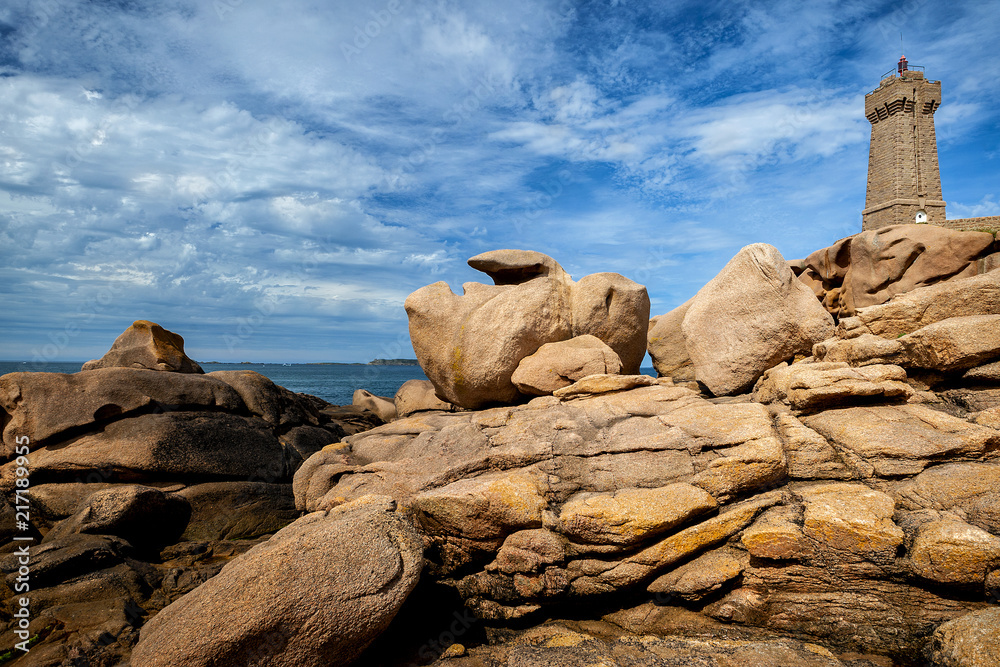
[915,210,928,223]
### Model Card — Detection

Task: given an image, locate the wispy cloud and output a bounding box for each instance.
[0,0,998,363]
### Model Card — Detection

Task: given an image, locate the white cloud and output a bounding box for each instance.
[950,195,1000,219]
[0,0,998,363]
[679,88,867,168]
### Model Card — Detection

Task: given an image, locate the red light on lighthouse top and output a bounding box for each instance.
[898,55,908,75]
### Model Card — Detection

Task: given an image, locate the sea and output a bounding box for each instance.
[0,361,429,407]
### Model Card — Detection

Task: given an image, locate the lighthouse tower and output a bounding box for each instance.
[862,56,946,230]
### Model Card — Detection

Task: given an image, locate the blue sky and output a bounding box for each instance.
[1,0,998,364]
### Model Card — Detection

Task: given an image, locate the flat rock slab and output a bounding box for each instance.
[797,482,903,562]
[557,483,717,546]
[0,412,285,489]
[0,368,244,454]
[647,547,746,600]
[839,269,1000,340]
[895,462,1000,511]
[753,361,912,411]
[553,374,655,397]
[900,314,1000,372]
[803,405,1000,477]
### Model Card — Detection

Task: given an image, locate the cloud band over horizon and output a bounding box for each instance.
[1,0,998,364]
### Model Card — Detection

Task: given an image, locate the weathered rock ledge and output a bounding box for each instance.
[2,228,1000,666]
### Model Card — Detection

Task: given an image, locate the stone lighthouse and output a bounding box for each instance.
[862,56,946,230]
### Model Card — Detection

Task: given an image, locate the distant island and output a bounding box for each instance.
[368,358,420,366]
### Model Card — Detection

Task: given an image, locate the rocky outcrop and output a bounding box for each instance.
[837,269,1000,340]
[7,231,1000,666]
[131,496,423,667]
[82,320,204,373]
[405,250,649,409]
[288,342,1000,662]
[570,272,649,374]
[0,343,382,664]
[680,244,834,396]
[1,411,286,490]
[798,224,997,316]
[0,364,358,516]
[648,228,998,392]
[0,368,244,455]
[427,624,855,667]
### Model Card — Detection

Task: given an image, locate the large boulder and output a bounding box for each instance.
[511,335,622,396]
[82,320,204,373]
[571,273,649,374]
[406,275,572,410]
[130,495,424,667]
[844,225,995,313]
[799,235,853,316]
[405,250,648,409]
[647,298,694,381]
[682,244,834,396]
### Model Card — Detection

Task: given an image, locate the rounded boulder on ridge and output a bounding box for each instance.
[682,243,835,396]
